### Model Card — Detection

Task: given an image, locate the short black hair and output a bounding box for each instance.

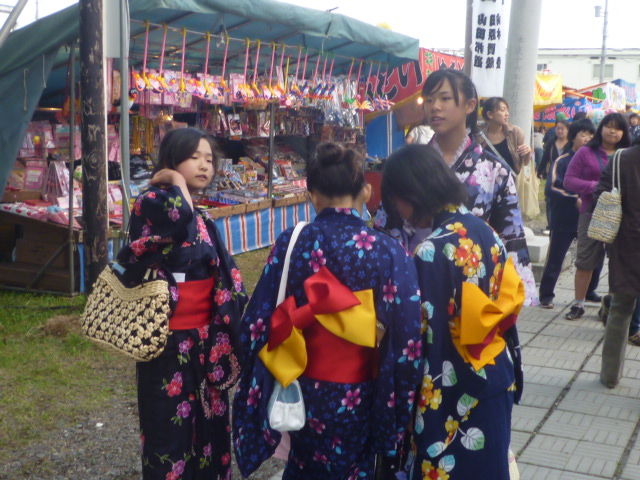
[568,119,595,143]
[630,113,638,120]
[382,145,467,226]
[155,127,219,173]
[572,111,588,122]
[422,70,478,134]
[306,143,366,198]
[587,112,630,150]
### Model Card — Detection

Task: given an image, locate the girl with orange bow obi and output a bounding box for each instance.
[233,143,423,479]
[382,145,524,480]
[117,128,247,480]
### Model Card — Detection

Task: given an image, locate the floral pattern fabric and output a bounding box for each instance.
[375,137,538,306]
[406,205,523,480]
[117,185,248,480]
[449,139,536,306]
[233,208,423,479]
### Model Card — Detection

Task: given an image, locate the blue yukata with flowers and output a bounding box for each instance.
[233,207,423,479]
[405,204,524,480]
[444,138,537,306]
[117,185,248,480]
[376,137,537,306]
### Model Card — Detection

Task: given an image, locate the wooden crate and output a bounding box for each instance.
[0,261,78,293]
[15,238,76,269]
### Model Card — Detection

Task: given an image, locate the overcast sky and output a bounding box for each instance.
[5,0,638,50]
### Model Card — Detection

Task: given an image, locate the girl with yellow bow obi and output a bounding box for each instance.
[382,144,525,480]
[233,143,423,479]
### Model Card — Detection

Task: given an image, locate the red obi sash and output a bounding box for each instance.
[258,266,378,387]
[303,322,377,383]
[169,277,214,330]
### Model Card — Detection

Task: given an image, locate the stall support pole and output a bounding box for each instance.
[463,0,473,76]
[386,112,393,157]
[0,0,28,50]
[80,0,109,290]
[68,40,76,294]
[119,0,131,231]
[267,102,276,199]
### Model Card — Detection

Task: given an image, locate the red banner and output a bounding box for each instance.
[367,48,464,104]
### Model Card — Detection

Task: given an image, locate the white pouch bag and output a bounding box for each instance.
[267,379,306,432]
[266,222,308,432]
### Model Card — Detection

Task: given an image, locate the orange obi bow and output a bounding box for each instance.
[258,266,377,387]
[451,257,524,371]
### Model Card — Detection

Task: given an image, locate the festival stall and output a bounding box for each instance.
[534,78,632,127]
[0,0,419,293]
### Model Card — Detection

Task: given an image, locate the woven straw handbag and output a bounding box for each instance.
[588,149,623,244]
[81,265,171,361]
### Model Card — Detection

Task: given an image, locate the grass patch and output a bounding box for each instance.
[234,247,270,294]
[0,291,136,461]
[0,248,270,464]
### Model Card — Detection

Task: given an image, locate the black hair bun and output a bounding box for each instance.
[316,142,346,166]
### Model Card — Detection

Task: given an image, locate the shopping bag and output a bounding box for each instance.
[516,163,540,220]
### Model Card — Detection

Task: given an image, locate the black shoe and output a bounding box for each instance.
[565,304,585,320]
[539,300,554,309]
[586,293,602,303]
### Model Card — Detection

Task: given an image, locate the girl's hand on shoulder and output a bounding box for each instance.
[150,168,194,211]
[150,168,184,187]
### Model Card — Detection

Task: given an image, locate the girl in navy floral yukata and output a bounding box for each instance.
[117,127,247,480]
[382,145,524,480]
[233,143,423,479]
[376,69,537,306]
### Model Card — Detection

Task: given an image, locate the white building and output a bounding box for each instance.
[536,48,640,89]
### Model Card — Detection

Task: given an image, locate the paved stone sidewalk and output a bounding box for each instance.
[513,264,640,480]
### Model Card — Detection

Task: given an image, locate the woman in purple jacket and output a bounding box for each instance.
[563,113,630,320]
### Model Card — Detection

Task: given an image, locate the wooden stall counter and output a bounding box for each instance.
[0,209,82,294]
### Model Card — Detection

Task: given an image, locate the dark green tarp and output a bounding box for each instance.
[0,0,419,196]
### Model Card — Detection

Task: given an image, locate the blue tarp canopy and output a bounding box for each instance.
[0,0,419,196]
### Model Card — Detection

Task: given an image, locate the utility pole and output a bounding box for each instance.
[80,0,109,289]
[503,0,543,149]
[597,0,609,83]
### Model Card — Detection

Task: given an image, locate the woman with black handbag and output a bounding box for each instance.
[117,127,247,480]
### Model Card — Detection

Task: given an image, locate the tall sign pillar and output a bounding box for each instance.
[503,0,543,145]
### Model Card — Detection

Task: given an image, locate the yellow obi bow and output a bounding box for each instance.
[451,257,524,371]
[258,266,377,387]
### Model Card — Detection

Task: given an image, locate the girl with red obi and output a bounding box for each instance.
[233,143,423,479]
[117,127,247,480]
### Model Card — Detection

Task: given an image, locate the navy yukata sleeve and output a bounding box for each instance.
[488,170,526,257]
[117,185,193,284]
[371,243,423,455]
